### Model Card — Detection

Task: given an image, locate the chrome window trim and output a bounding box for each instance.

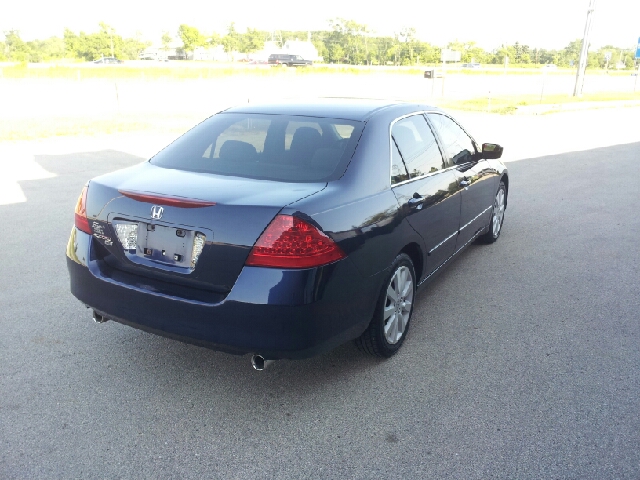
[389,110,449,188]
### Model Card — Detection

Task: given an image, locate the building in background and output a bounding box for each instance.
[248,41,281,63]
[282,40,320,61]
[139,41,186,60]
[192,45,226,61]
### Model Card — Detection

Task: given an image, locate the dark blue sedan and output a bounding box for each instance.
[67,100,508,368]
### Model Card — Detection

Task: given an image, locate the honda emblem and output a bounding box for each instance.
[150,205,164,219]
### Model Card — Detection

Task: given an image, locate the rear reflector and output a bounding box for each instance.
[245,215,345,269]
[74,186,92,234]
[191,233,206,269]
[118,190,216,208]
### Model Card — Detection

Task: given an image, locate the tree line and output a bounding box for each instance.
[1,19,636,69]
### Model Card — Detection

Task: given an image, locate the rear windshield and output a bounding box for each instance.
[150,113,363,183]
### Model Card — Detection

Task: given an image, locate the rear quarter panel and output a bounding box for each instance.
[282,105,428,279]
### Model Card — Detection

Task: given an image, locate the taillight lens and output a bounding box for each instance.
[246,215,345,269]
[74,186,92,234]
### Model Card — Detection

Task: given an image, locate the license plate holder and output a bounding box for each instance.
[136,223,195,268]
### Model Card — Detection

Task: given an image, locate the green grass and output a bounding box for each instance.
[440,91,640,114]
[0,63,423,80]
[2,62,632,80]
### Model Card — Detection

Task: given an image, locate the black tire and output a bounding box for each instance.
[355,253,416,358]
[478,180,506,244]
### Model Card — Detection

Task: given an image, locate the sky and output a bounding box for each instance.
[2,0,639,50]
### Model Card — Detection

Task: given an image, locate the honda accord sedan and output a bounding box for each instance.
[67,100,507,366]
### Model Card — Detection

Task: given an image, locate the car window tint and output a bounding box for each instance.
[391,141,410,185]
[391,115,444,178]
[427,113,476,165]
[150,113,364,183]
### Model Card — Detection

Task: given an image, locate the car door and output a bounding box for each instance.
[427,113,497,250]
[390,114,461,277]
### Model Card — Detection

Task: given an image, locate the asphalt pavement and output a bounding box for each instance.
[1,139,639,479]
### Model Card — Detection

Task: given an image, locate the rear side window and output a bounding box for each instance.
[391,115,444,178]
[150,113,363,183]
[391,142,409,185]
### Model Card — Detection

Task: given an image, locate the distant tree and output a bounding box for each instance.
[327,18,369,64]
[4,30,29,61]
[623,54,634,69]
[161,31,172,52]
[122,34,150,60]
[560,39,583,67]
[243,28,266,53]
[178,24,206,58]
[208,32,222,46]
[328,43,344,63]
[26,37,65,62]
[313,39,328,61]
[221,23,240,53]
[63,28,80,58]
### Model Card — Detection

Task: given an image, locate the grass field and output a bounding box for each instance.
[440,91,640,114]
[1,62,638,141]
[1,61,635,80]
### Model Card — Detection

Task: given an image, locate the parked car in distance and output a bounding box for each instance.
[93,57,123,64]
[268,53,312,67]
[461,63,481,69]
[67,100,507,369]
[541,64,557,70]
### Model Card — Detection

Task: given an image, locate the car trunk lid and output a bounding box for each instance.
[85,162,326,293]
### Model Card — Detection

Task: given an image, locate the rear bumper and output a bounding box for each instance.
[67,227,381,359]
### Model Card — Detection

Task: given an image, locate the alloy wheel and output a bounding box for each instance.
[383,265,414,344]
[492,188,505,238]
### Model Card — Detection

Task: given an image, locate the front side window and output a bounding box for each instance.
[391,115,444,178]
[427,113,477,165]
[150,113,363,183]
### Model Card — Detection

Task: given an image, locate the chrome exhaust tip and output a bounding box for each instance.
[92,310,109,323]
[251,354,274,371]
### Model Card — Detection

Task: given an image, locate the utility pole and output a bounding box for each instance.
[573,0,596,97]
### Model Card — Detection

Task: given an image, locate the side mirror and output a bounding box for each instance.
[482,143,503,160]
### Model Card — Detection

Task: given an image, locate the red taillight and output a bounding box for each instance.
[74,186,92,234]
[245,215,346,269]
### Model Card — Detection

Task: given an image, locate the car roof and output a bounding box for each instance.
[223,98,434,121]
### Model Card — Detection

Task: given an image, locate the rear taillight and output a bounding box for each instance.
[74,185,91,234]
[245,215,345,269]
